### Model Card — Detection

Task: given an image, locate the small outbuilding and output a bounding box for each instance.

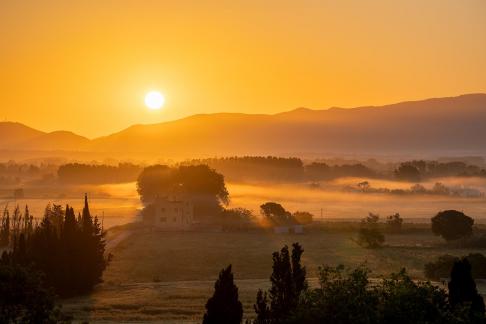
[273,224,305,234]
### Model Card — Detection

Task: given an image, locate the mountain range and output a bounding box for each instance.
[2,93,486,159]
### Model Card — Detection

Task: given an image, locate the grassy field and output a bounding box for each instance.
[61,227,486,322]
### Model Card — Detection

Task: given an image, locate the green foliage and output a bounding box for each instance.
[448,234,486,248]
[0,261,66,323]
[449,259,485,323]
[220,208,254,230]
[253,243,307,323]
[260,202,293,225]
[395,164,421,182]
[292,211,313,225]
[286,265,473,324]
[253,289,271,324]
[182,156,304,183]
[137,164,174,203]
[3,195,110,297]
[137,164,229,204]
[425,255,461,280]
[386,213,403,233]
[0,206,10,247]
[431,210,474,241]
[137,164,229,221]
[203,264,243,324]
[380,269,454,324]
[357,213,385,248]
[395,160,486,179]
[288,264,378,324]
[306,162,375,181]
[58,163,142,184]
[425,253,486,280]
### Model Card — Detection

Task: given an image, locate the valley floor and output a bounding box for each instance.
[61,227,486,322]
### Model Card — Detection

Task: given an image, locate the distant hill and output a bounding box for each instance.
[90,93,486,157]
[20,131,90,151]
[1,94,486,158]
[0,122,45,149]
[0,123,90,152]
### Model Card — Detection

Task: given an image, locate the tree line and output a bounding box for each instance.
[53,157,486,186]
[58,163,142,184]
[203,243,485,323]
[395,160,486,182]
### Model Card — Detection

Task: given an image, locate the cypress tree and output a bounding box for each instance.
[82,193,93,234]
[449,258,485,322]
[203,264,243,324]
[291,242,307,297]
[269,245,294,321]
[256,243,307,322]
[23,205,30,237]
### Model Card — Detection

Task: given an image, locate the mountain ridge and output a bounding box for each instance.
[1,93,486,158]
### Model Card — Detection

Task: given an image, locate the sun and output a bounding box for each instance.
[144,91,165,110]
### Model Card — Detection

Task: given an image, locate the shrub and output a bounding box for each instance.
[0,262,66,322]
[292,211,313,225]
[448,234,486,249]
[357,213,385,248]
[260,202,293,225]
[425,253,486,280]
[385,213,403,233]
[286,265,462,324]
[220,208,254,230]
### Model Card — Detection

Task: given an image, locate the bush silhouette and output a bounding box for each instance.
[0,261,65,322]
[357,213,385,248]
[431,210,473,241]
[203,264,243,324]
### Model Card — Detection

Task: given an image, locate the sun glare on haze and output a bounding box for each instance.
[144,91,165,110]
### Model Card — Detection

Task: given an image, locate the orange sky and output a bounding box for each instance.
[1,0,485,138]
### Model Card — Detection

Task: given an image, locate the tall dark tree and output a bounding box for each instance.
[256,243,307,322]
[82,193,93,234]
[203,264,243,324]
[448,258,485,322]
[269,245,294,320]
[77,195,110,294]
[291,243,307,296]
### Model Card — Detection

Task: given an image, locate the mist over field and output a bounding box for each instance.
[229,177,486,222]
[3,175,485,231]
[2,0,485,321]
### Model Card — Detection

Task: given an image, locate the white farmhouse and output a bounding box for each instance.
[144,197,194,230]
